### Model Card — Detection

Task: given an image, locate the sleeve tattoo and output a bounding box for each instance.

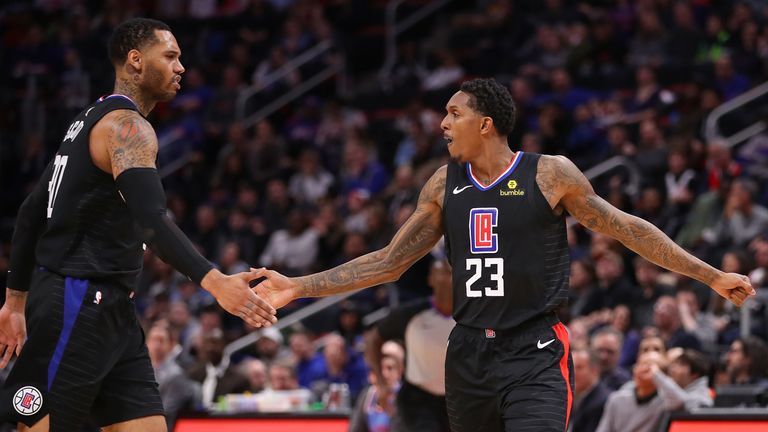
[296,166,446,297]
[106,111,158,177]
[538,156,718,285]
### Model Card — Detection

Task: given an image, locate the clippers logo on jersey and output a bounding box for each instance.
[63,121,84,142]
[13,386,42,416]
[469,208,498,254]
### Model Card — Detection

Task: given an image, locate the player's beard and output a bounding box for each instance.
[143,64,175,102]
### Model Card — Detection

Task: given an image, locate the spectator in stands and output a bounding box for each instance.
[748,234,768,287]
[651,349,713,411]
[706,178,768,249]
[253,326,292,368]
[305,333,368,402]
[241,358,268,393]
[627,8,668,68]
[421,50,464,92]
[569,259,598,318]
[248,120,288,187]
[596,351,666,432]
[168,300,200,366]
[612,304,641,370]
[652,295,702,350]
[584,250,633,315]
[313,202,347,270]
[147,322,201,429]
[638,335,667,358]
[714,54,751,101]
[289,330,324,389]
[662,144,699,237]
[631,257,675,329]
[259,208,319,276]
[337,301,365,351]
[704,140,741,193]
[288,148,334,205]
[591,327,631,391]
[725,336,768,385]
[187,329,250,408]
[571,348,611,432]
[666,1,701,69]
[261,178,293,232]
[340,138,390,197]
[218,241,249,274]
[192,204,221,258]
[349,352,404,432]
[675,173,730,252]
[676,285,719,352]
[269,361,301,391]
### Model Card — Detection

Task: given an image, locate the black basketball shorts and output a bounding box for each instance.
[445,314,573,432]
[0,268,163,430]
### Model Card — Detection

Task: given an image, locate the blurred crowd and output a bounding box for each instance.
[2,0,768,431]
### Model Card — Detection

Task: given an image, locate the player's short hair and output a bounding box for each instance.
[108,18,171,65]
[459,78,516,136]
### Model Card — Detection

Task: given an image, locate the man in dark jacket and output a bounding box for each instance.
[570,348,611,432]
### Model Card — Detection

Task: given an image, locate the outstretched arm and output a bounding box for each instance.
[95,110,276,326]
[255,166,446,308]
[537,155,754,306]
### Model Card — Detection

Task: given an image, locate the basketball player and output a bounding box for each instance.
[0,18,276,431]
[253,78,754,431]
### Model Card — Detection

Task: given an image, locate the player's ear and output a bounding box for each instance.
[125,49,142,74]
[479,116,493,135]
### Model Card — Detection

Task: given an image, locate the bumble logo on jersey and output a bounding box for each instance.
[500,179,525,197]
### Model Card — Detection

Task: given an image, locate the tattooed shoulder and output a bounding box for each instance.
[536,155,592,209]
[419,165,447,208]
[105,110,158,177]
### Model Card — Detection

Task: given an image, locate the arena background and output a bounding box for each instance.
[1,1,768,431]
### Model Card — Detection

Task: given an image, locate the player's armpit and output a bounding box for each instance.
[103,110,157,178]
[293,166,447,297]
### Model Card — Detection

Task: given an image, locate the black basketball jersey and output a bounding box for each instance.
[442,152,570,330]
[35,95,145,287]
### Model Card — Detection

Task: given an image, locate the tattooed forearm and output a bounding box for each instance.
[574,191,719,285]
[295,166,446,297]
[106,111,158,178]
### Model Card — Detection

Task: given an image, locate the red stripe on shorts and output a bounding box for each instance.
[552,322,572,431]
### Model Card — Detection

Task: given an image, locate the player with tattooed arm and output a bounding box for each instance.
[254,78,754,432]
[0,18,276,432]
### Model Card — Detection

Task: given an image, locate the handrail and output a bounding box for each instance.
[222,290,360,364]
[582,156,642,197]
[158,151,193,178]
[379,0,452,84]
[704,80,768,147]
[236,40,335,121]
[241,62,341,129]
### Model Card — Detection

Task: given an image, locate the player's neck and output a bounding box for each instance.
[113,78,155,116]
[468,142,515,186]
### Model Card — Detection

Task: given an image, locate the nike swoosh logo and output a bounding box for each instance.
[85,107,94,117]
[537,338,555,349]
[452,185,473,195]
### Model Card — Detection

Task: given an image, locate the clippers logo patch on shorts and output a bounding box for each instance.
[469,208,498,254]
[13,386,42,416]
